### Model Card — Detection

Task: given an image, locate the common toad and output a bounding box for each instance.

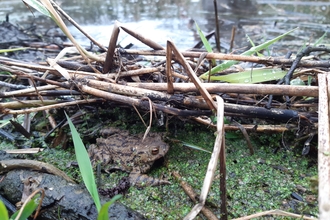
[88,128,170,186]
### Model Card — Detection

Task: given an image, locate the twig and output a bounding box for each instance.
[172,171,218,220]
[233,121,254,155]
[0,159,75,183]
[50,0,107,51]
[0,85,58,98]
[128,82,319,97]
[1,99,100,115]
[77,84,212,116]
[167,40,217,111]
[122,49,330,68]
[141,97,153,141]
[184,96,225,219]
[15,188,45,220]
[232,209,315,220]
[213,0,220,52]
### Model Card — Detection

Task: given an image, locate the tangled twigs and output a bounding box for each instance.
[77,83,212,116]
[271,46,330,107]
[167,40,217,111]
[284,46,330,85]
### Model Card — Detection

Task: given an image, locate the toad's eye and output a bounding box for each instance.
[151,147,159,155]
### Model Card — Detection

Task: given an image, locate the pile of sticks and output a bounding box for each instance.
[0,1,329,218]
[0,21,325,133]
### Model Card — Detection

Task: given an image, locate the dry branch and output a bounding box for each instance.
[1,99,100,115]
[0,159,74,183]
[76,83,212,116]
[232,209,315,220]
[184,96,225,220]
[172,172,218,220]
[167,40,217,111]
[128,83,318,97]
[122,49,330,68]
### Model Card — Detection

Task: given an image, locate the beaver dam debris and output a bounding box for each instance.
[0,0,329,219]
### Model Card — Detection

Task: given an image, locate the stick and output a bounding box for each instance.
[128,83,319,97]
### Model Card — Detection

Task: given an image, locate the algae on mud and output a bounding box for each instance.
[0,105,318,219]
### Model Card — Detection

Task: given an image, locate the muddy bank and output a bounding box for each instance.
[0,168,145,219]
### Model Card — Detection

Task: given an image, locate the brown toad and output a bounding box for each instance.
[88,128,170,187]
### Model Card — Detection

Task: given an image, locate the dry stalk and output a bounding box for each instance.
[50,0,107,51]
[172,171,218,220]
[0,85,58,97]
[1,99,100,115]
[104,21,164,73]
[86,79,171,100]
[166,42,174,94]
[317,73,330,219]
[5,148,43,154]
[141,97,153,141]
[15,188,45,220]
[77,84,212,116]
[127,83,319,97]
[122,49,330,68]
[167,40,217,111]
[0,100,60,109]
[192,117,291,132]
[232,209,315,220]
[120,24,164,50]
[104,21,120,73]
[0,159,75,183]
[106,67,163,78]
[233,121,254,155]
[184,96,225,220]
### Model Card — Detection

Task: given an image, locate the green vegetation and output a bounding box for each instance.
[0,108,318,219]
[65,112,122,219]
[65,112,101,211]
[0,107,318,219]
[199,28,299,81]
[0,194,41,220]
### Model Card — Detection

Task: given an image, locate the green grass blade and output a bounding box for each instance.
[313,32,327,46]
[10,194,40,220]
[195,22,213,53]
[0,201,9,220]
[22,0,51,17]
[182,142,212,154]
[195,22,216,66]
[246,34,256,47]
[246,34,263,57]
[97,195,122,220]
[200,27,299,79]
[0,48,29,53]
[65,112,101,212]
[208,68,287,83]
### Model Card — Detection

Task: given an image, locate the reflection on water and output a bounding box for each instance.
[0,0,329,50]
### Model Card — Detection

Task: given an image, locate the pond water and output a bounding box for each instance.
[1,0,329,51]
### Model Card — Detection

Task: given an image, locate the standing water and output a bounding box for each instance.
[0,0,329,50]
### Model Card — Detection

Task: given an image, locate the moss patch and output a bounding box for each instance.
[0,108,318,219]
